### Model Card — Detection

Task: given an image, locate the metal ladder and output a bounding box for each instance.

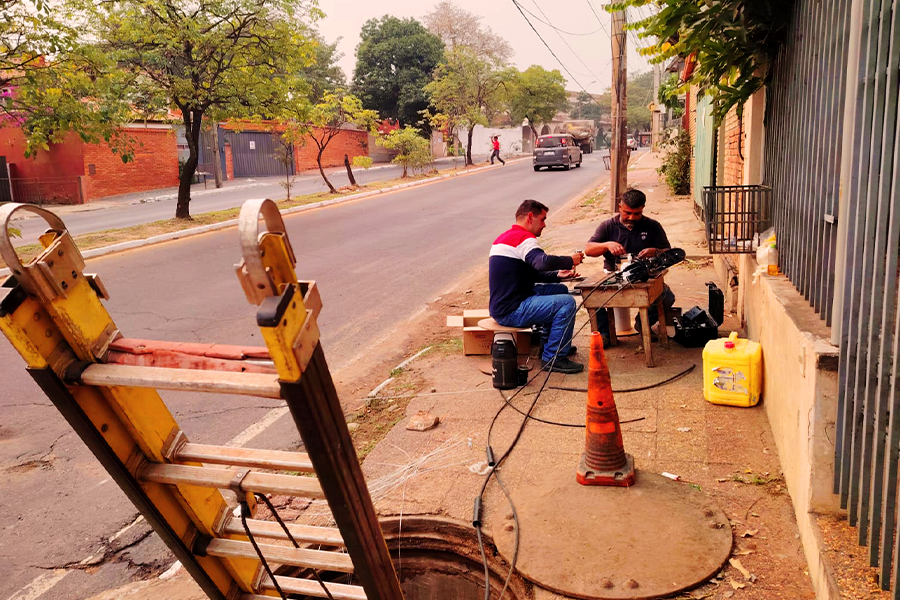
[0,200,404,600]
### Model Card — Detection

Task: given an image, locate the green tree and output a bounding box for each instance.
[591,70,653,131]
[281,90,377,193]
[616,0,795,122]
[352,16,444,126]
[625,70,654,131]
[506,65,568,138]
[301,33,346,103]
[82,0,320,219]
[569,92,606,124]
[1,1,133,159]
[658,73,685,111]
[377,126,432,178]
[425,47,511,166]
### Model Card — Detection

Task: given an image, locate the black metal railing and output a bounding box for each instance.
[2,177,83,205]
[701,185,771,254]
[763,0,849,325]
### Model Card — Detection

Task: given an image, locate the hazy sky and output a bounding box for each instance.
[316,0,654,95]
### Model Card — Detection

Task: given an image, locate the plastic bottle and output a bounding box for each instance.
[756,233,778,275]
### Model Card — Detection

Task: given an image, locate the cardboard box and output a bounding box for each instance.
[446,309,531,355]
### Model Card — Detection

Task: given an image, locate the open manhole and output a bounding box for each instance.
[285,516,530,600]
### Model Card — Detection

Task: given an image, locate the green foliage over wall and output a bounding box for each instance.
[612,0,795,122]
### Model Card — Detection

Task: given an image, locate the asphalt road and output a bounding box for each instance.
[11,154,494,245]
[0,151,613,599]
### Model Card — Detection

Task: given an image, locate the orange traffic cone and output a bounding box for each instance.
[576,331,636,486]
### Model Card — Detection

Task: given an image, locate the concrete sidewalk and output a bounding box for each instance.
[350,151,815,599]
[83,150,817,599]
[10,153,503,220]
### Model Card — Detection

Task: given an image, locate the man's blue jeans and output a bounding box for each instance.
[594,284,676,336]
[495,284,576,363]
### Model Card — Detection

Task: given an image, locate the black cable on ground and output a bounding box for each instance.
[475,523,490,600]
[550,363,697,394]
[494,470,519,600]
[495,389,649,428]
[476,274,627,598]
[240,494,336,600]
[502,364,696,427]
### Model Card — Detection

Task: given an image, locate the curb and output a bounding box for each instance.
[0,157,529,278]
[365,346,433,400]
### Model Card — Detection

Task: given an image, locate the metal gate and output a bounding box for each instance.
[226,131,292,178]
[0,158,11,203]
[198,128,227,180]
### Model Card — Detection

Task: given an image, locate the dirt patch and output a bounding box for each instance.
[330,275,492,463]
[557,185,614,225]
[3,456,53,474]
[817,513,890,599]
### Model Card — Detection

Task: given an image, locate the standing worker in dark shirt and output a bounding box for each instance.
[489,199,584,373]
[584,188,675,343]
[490,135,505,165]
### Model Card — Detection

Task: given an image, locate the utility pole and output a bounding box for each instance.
[610,7,627,211]
[651,62,661,151]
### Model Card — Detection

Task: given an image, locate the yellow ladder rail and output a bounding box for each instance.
[0,201,404,600]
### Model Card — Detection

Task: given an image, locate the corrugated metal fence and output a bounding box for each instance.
[763,0,851,327]
[832,0,900,593]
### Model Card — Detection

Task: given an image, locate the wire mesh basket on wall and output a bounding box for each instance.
[702,185,772,254]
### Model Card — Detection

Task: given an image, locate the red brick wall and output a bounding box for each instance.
[0,128,85,180]
[721,108,745,186]
[81,127,179,201]
[224,143,234,180]
[294,129,369,171]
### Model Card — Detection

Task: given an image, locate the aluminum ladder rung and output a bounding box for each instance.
[77,363,281,398]
[260,574,368,600]
[176,443,314,473]
[204,538,353,572]
[140,463,324,499]
[224,518,344,546]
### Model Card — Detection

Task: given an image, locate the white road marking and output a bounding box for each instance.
[108,515,145,543]
[5,570,69,600]
[225,407,289,448]
[159,561,182,580]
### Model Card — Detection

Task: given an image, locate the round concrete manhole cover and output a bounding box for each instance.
[490,469,732,599]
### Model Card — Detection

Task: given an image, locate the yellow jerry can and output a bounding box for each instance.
[703,332,763,407]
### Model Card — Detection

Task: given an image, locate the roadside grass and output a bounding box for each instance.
[425,338,463,355]
[0,166,481,270]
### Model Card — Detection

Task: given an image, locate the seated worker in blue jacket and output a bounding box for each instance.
[489,199,585,374]
[584,188,675,344]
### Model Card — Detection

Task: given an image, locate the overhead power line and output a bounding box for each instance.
[510,0,591,93]
[515,2,607,36]
[528,0,604,82]
[584,0,612,39]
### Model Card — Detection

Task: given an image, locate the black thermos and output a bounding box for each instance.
[491,334,518,390]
